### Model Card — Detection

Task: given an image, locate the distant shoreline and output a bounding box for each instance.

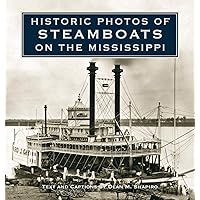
[5,118,195,127]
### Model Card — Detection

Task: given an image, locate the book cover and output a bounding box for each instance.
[5,0,195,200]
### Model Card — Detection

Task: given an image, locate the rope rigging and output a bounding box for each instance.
[95,77,115,120]
[79,74,89,98]
[44,68,195,159]
[162,137,193,167]
[161,133,194,162]
[120,95,156,139]
[122,76,142,118]
[161,128,194,149]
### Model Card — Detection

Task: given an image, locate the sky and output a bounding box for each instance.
[6,0,194,119]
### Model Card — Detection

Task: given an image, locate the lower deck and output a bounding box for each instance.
[41,151,161,176]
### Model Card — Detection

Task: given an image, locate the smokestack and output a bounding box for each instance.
[87,62,98,137]
[44,105,47,136]
[112,65,123,134]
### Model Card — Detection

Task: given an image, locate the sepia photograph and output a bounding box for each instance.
[6,58,194,200]
[5,0,195,199]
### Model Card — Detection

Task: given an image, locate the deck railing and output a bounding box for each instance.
[29,145,160,156]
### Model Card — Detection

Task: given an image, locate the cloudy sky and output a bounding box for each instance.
[6,0,194,119]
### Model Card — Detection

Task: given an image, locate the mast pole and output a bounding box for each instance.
[173,59,176,174]
[129,101,132,136]
[128,101,133,169]
[44,105,47,136]
[36,108,37,126]
[158,102,161,140]
[60,108,63,140]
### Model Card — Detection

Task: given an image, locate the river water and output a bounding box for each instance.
[6,126,195,188]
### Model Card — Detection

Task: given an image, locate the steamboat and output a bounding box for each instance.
[12,62,191,185]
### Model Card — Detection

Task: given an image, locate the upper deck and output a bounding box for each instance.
[26,135,161,157]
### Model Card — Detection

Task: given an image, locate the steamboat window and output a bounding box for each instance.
[106,146,110,151]
[153,143,157,149]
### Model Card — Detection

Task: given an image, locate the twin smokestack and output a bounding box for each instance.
[44,62,123,137]
[87,62,123,136]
